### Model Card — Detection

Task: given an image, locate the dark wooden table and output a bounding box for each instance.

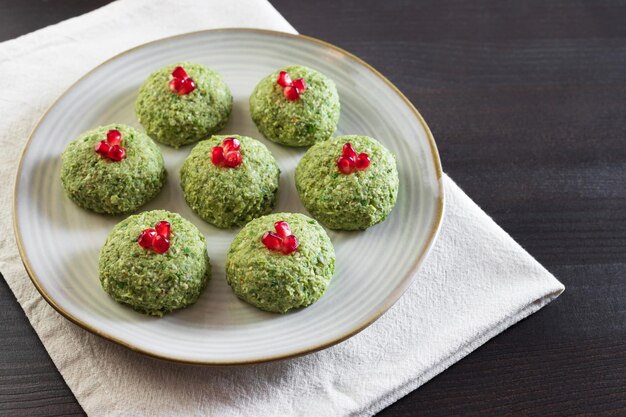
[1,1,625,415]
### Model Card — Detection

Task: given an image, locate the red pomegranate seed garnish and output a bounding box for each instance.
[169,66,196,96]
[276,71,307,101]
[283,86,300,101]
[211,146,225,165]
[224,151,242,167]
[177,78,196,95]
[337,143,371,174]
[152,235,170,254]
[96,129,126,161]
[138,221,172,253]
[262,232,283,251]
[337,156,353,174]
[261,221,298,254]
[291,78,306,91]
[274,221,291,238]
[108,145,126,161]
[171,66,188,80]
[211,137,243,168]
[138,229,157,249]
[95,141,110,156]
[355,153,371,170]
[222,137,240,153]
[107,129,122,146]
[342,143,357,160]
[281,235,299,254]
[155,221,171,239]
[277,71,292,87]
[168,78,182,93]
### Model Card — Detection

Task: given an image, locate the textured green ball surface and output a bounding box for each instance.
[180,135,280,228]
[295,135,399,230]
[60,124,166,215]
[99,210,211,317]
[135,62,232,148]
[226,213,335,314]
[249,65,340,147]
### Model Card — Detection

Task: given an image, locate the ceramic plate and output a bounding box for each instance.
[14,29,443,364]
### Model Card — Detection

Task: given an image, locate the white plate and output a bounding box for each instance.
[14,29,444,365]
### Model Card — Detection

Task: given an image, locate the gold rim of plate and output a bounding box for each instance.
[12,28,445,366]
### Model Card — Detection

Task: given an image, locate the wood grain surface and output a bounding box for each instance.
[1,0,625,416]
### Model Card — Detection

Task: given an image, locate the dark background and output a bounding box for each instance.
[1,0,625,416]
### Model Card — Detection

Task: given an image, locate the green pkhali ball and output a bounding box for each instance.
[295,135,399,230]
[135,62,232,148]
[180,135,280,228]
[249,65,340,147]
[99,210,211,317]
[226,213,335,314]
[60,124,166,215]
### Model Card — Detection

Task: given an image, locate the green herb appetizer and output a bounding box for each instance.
[135,63,232,148]
[180,134,280,228]
[249,65,340,147]
[226,213,335,313]
[60,124,166,214]
[99,210,211,317]
[295,135,399,230]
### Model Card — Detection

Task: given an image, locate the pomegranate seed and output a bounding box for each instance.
[155,221,171,239]
[211,146,225,166]
[152,235,170,254]
[342,143,357,159]
[138,229,157,249]
[224,151,242,167]
[262,232,282,251]
[177,78,196,95]
[169,66,196,95]
[274,221,291,238]
[337,143,371,174]
[106,129,122,146]
[292,78,306,92]
[139,222,172,253]
[171,66,188,80]
[262,221,298,254]
[337,156,353,174]
[96,129,126,161]
[95,141,110,156]
[222,137,240,153]
[355,153,371,170]
[277,71,292,87]
[169,78,182,93]
[283,86,300,101]
[281,235,299,254]
[212,138,243,168]
[277,71,306,100]
[107,145,126,161]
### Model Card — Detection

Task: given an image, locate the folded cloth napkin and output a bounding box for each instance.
[0,0,564,415]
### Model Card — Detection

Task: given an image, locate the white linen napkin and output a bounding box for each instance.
[0,0,564,415]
